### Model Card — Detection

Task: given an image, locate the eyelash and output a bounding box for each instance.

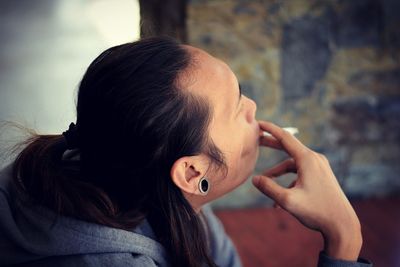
[237,84,243,117]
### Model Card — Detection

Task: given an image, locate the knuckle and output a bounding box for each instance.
[316,152,329,163]
[299,148,313,158]
[281,128,291,139]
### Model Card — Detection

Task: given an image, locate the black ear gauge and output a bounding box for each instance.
[199,177,209,195]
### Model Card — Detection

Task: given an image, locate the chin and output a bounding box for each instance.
[239,154,258,185]
[248,146,259,172]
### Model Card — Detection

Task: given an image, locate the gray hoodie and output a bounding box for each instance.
[0,162,372,267]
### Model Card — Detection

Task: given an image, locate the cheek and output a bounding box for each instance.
[226,135,259,180]
[211,120,259,182]
[239,143,259,175]
[239,124,260,159]
[238,125,260,172]
[210,130,259,196]
[240,140,257,158]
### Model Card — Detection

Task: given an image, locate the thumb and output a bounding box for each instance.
[252,175,289,205]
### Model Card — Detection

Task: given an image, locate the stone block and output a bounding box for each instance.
[333,0,383,48]
[281,12,333,100]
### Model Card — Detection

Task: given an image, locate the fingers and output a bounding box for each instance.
[252,175,289,205]
[258,121,308,161]
[263,158,297,177]
[273,180,297,209]
[259,134,284,150]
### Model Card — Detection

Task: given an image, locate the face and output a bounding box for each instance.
[181,45,260,202]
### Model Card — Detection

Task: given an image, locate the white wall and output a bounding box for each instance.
[0,0,140,167]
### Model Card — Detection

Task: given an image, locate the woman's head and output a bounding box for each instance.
[76,37,259,211]
[74,37,223,211]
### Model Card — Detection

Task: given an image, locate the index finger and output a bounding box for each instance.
[258,121,308,160]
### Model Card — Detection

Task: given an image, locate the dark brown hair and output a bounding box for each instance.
[8,37,226,267]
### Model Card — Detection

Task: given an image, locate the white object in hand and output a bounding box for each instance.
[263,127,299,137]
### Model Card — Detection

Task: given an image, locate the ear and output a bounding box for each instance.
[170,155,209,195]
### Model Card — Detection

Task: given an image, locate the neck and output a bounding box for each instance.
[182,192,204,214]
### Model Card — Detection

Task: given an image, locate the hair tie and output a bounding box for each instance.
[62,122,79,149]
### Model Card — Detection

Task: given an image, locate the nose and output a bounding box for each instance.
[245,96,257,123]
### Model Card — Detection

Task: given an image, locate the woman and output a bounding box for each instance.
[0,37,372,266]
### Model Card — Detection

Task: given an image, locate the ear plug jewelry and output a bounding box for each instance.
[199,177,209,195]
[262,127,299,137]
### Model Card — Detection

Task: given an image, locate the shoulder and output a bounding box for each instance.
[14,253,160,267]
[201,205,243,267]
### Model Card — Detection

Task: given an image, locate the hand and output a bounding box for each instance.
[252,121,363,261]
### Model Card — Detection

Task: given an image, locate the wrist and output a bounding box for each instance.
[322,222,363,261]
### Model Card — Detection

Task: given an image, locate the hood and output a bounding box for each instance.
[0,162,168,266]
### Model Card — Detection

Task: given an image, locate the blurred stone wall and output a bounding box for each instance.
[187,0,400,208]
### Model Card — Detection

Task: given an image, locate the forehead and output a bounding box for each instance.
[183,45,229,72]
[180,45,237,118]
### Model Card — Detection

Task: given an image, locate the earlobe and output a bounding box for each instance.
[170,156,208,195]
[198,176,210,195]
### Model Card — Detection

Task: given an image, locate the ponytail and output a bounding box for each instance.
[9,127,142,228]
